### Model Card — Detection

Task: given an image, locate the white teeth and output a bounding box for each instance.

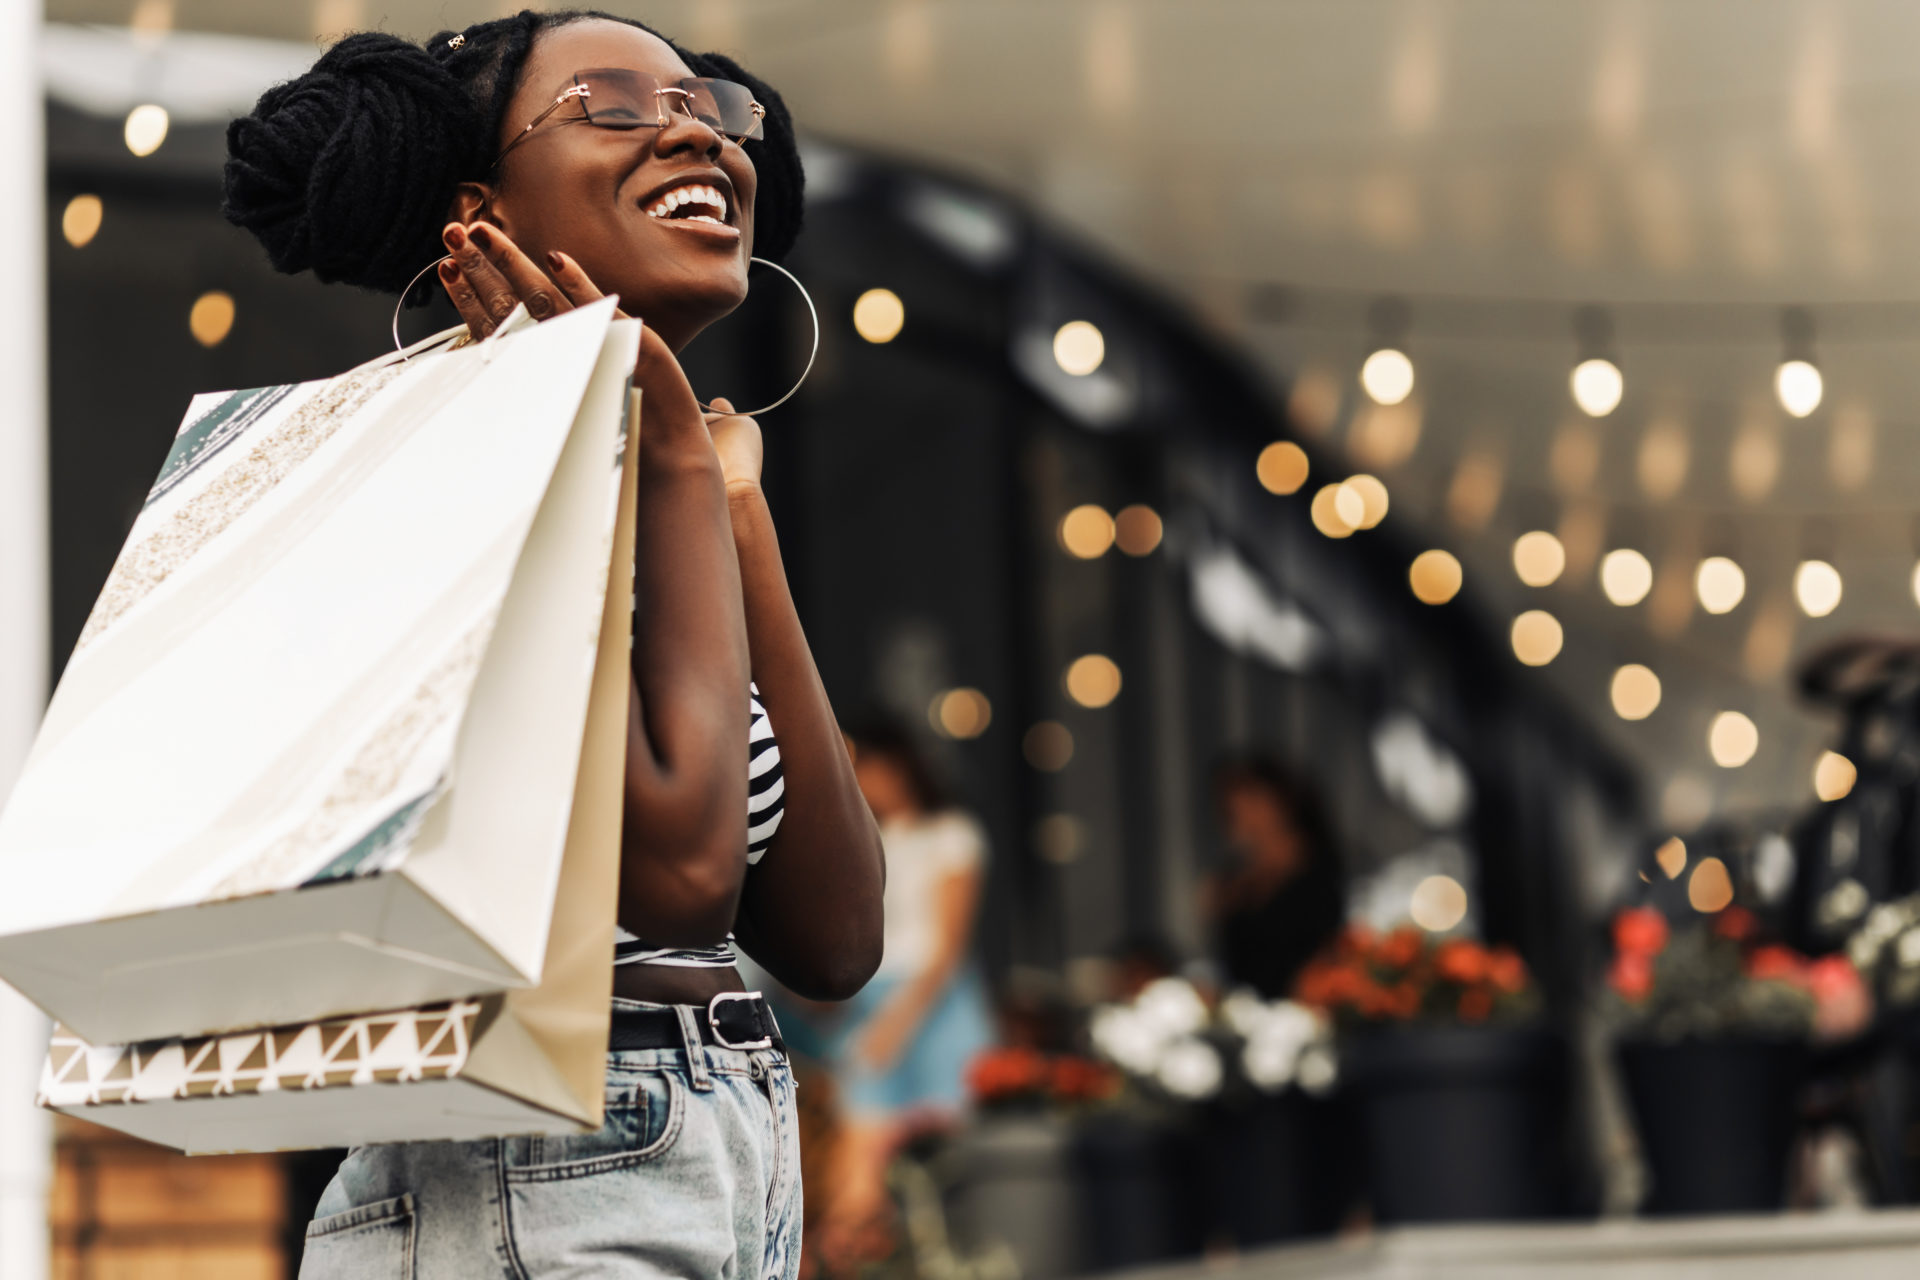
[645,184,728,222]
[665,191,682,210]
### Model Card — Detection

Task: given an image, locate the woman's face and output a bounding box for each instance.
[475,20,758,349]
[1221,782,1304,872]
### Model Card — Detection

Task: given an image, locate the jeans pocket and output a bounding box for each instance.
[300,1194,415,1279]
[504,1068,683,1180]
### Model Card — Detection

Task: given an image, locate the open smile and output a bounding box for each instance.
[640,175,741,240]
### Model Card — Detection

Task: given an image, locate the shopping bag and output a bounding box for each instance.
[35,382,638,1152]
[0,298,640,1045]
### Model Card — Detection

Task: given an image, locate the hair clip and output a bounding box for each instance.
[448,33,466,50]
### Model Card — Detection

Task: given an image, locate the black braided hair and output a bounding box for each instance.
[223,9,804,296]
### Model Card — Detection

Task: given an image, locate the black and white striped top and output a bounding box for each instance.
[612,685,784,968]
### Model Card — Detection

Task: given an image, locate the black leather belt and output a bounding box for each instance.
[608,991,784,1054]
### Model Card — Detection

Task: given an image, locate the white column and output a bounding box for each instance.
[0,0,52,1275]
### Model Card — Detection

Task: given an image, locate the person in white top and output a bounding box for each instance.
[818,722,994,1257]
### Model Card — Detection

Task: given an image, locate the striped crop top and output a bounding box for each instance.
[612,685,784,968]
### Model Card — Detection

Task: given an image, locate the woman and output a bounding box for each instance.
[812,724,993,1253]
[223,12,885,1277]
[1203,756,1344,999]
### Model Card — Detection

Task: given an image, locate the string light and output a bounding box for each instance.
[852,288,904,343]
[929,688,992,739]
[1599,549,1654,606]
[1114,505,1163,556]
[1708,711,1759,767]
[124,103,169,156]
[1360,348,1415,405]
[1256,441,1309,495]
[1409,550,1462,604]
[1776,361,1823,417]
[1053,320,1106,375]
[1794,559,1842,617]
[1611,664,1662,720]
[61,194,102,248]
[1065,654,1122,707]
[1695,556,1746,614]
[189,291,235,347]
[1310,485,1356,538]
[1813,751,1856,802]
[1339,475,1389,529]
[1570,358,1624,416]
[1058,505,1116,559]
[1511,610,1564,666]
[1512,531,1566,587]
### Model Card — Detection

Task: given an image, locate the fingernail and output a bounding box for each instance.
[469,223,493,248]
[546,251,565,272]
[444,223,467,249]
[438,260,458,281]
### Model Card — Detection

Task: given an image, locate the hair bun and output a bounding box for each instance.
[223,33,485,294]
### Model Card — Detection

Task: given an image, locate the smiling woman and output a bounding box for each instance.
[221,10,882,1279]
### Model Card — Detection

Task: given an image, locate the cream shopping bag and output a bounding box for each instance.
[0,299,640,1045]
[34,382,638,1152]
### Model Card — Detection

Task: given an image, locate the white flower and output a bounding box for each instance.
[1296,1043,1339,1096]
[1219,989,1269,1038]
[1090,1006,1165,1076]
[1136,977,1209,1039]
[1897,928,1920,970]
[1156,1037,1224,1100]
[1242,1034,1298,1091]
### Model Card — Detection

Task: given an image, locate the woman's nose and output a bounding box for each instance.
[653,110,725,162]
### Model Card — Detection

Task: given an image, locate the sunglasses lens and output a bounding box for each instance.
[573,70,666,128]
[685,78,765,140]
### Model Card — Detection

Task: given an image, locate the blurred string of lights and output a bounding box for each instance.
[1232,284,1920,799]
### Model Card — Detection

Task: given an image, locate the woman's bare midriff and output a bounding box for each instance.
[612,960,748,1007]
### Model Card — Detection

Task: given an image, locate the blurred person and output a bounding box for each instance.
[222,11,885,1277]
[814,722,995,1261]
[1203,756,1345,999]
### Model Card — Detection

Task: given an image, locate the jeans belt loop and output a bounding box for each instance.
[672,1005,715,1091]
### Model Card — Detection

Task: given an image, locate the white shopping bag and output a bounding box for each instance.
[36,396,638,1152]
[0,299,640,1045]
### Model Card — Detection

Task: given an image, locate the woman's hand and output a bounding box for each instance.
[703,397,763,495]
[438,221,624,335]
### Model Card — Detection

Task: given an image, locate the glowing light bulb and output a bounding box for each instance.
[1511,610,1564,666]
[1409,550,1462,604]
[1058,505,1116,559]
[1065,654,1122,707]
[1600,549,1654,606]
[1794,559,1842,617]
[1775,360,1823,417]
[1695,556,1746,614]
[124,103,169,157]
[1257,441,1309,495]
[1570,357,1624,417]
[1360,348,1414,406]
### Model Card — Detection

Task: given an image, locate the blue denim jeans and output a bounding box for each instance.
[298,1003,802,1279]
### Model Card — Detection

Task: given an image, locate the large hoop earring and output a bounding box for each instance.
[391,255,820,419]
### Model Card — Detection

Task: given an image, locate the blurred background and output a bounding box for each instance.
[14,0,1920,1276]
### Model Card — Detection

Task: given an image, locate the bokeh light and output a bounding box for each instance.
[124,103,169,157]
[1114,505,1163,556]
[1409,875,1468,932]
[1655,836,1687,879]
[1340,474,1389,529]
[1065,654,1123,708]
[1775,360,1824,417]
[1708,711,1759,767]
[1813,751,1857,803]
[61,194,102,248]
[1695,556,1747,614]
[1022,721,1075,771]
[1409,550,1462,604]
[1310,484,1356,538]
[1511,610,1564,666]
[1794,559,1842,618]
[1688,857,1735,912]
[1570,357,1624,416]
[1256,441,1309,495]
[929,687,992,739]
[1053,320,1106,375]
[1512,531,1566,587]
[852,287,905,343]
[1599,548,1654,606]
[1611,664,1662,720]
[1360,348,1414,405]
[1059,504,1116,559]
[189,291,235,348]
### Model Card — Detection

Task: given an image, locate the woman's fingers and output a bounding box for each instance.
[442,223,518,333]
[467,223,571,320]
[545,251,629,318]
[438,259,496,340]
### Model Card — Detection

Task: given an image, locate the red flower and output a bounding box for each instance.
[1609,952,1654,1001]
[1745,945,1804,984]
[1487,947,1529,995]
[1713,906,1759,942]
[1613,907,1670,959]
[1378,926,1425,971]
[966,1047,1049,1103]
[1458,988,1494,1023]
[1434,939,1492,985]
[1049,1056,1120,1103]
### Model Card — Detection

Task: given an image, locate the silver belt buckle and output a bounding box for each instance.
[707,991,773,1051]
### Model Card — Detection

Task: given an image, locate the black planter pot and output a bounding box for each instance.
[1200,1090,1356,1245]
[1343,1024,1568,1224]
[1070,1111,1206,1271]
[1617,1038,1806,1216]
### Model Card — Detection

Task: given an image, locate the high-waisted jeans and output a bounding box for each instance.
[298,1002,803,1279]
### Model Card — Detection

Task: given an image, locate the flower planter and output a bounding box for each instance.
[1343,1024,1567,1223]
[1201,1090,1355,1244]
[1070,1111,1206,1270]
[938,1112,1081,1280]
[1617,1038,1805,1215]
